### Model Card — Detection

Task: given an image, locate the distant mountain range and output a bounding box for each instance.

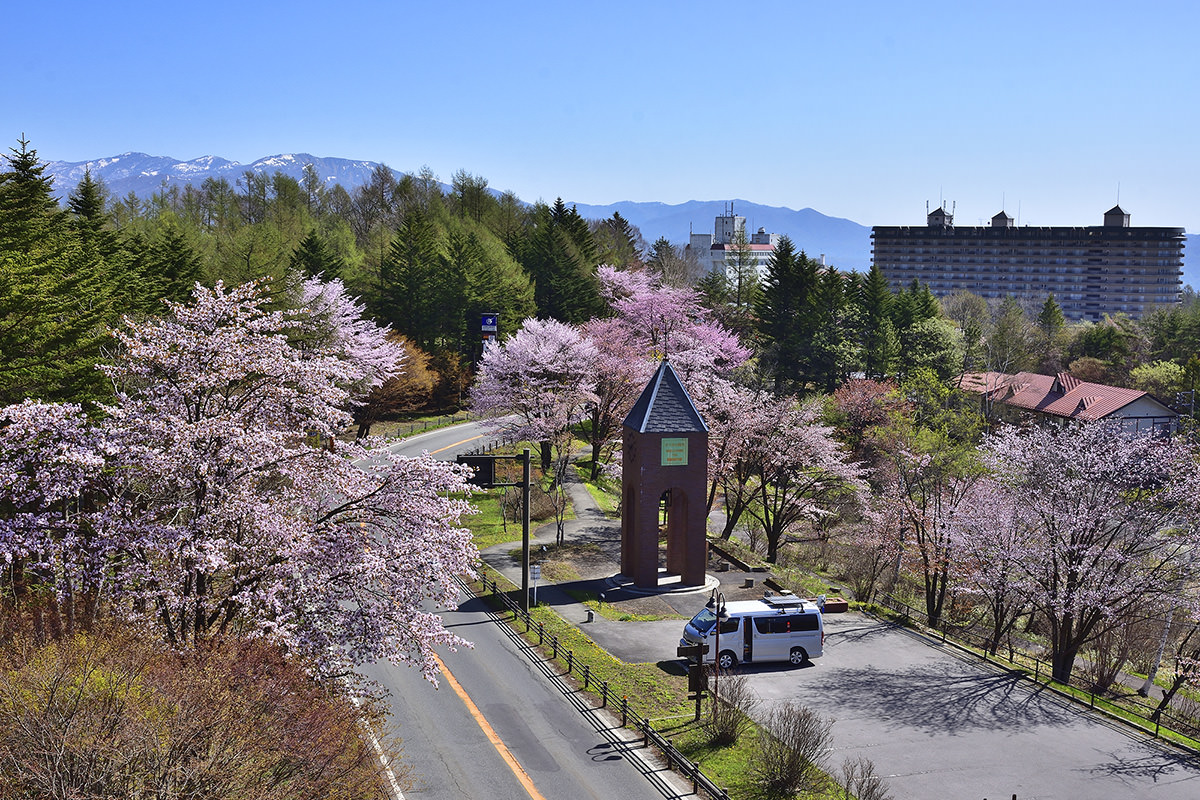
[41,152,874,270]
[568,199,871,270]
[41,152,1193,286]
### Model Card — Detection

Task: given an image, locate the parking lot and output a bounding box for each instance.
[728,612,1200,800]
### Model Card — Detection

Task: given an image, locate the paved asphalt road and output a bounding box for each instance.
[741,612,1200,800]
[360,422,684,800]
[376,421,1200,799]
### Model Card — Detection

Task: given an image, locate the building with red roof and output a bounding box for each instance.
[959,370,1179,434]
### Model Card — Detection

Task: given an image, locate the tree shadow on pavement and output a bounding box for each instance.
[801,660,1082,735]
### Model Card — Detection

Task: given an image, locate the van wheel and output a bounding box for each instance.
[789,647,808,666]
[717,650,737,670]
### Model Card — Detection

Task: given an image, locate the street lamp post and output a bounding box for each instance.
[706,589,726,701]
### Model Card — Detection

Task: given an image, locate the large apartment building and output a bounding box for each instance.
[871,205,1185,321]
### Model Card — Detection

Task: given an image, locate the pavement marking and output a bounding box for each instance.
[432,651,547,800]
[350,695,407,800]
[430,434,484,455]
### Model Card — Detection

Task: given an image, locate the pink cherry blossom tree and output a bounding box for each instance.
[469,316,597,542]
[0,280,477,685]
[700,380,771,540]
[840,489,906,604]
[944,478,1031,655]
[578,316,655,480]
[293,274,407,397]
[981,422,1200,685]
[0,400,107,640]
[886,429,983,630]
[580,267,750,483]
[741,396,868,564]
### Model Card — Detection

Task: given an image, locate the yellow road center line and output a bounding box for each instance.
[430,434,484,455]
[432,651,547,800]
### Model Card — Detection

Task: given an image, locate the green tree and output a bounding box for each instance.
[1129,360,1186,400]
[857,264,897,379]
[591,211,644,269]
[756,235,803,390]
[984,295,1035,374]
[289,228,345,280]
[379,205,444,351]
[519,199,604,323]
[0,138,114,404]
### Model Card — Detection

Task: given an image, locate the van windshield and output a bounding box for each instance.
[688,608,718,635]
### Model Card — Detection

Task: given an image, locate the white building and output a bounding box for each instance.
[686,206,781,280]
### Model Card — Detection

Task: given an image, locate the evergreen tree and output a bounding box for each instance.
[591,211,644,268]
[756,235,801,390]
[289,228,345,280]
[1037,293,1065,340]
[0,137,64,252]
[520,199,604,323]
[379,205,444,351]
[0,138,113,405]
[810,267,857,392]
[859,264,897,379]
[148,224,205,304]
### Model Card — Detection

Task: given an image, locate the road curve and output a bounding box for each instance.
[364,422,681,800]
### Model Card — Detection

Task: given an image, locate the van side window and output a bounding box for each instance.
[719,618,739,635]
[789,614,819,632]
[754,618,772,634]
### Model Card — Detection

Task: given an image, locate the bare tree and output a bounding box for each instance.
[752,702,832,796]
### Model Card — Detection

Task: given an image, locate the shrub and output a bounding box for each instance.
[839,755,894,800]
[701,667,758,746]
[751,701,832,796]
[0,629,398,800]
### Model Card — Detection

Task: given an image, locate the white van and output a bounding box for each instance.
[680,592,824,669]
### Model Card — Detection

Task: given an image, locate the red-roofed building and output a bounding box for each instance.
[959,370,1179,434]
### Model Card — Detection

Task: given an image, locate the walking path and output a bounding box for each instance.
[478,469,767,663]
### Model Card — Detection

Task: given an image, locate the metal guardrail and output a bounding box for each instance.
[874,593,1200,745]
[481,576,732,800]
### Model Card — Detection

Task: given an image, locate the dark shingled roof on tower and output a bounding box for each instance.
[622,359,708,434]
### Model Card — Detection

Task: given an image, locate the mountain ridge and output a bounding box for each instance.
[40,152,1193,285]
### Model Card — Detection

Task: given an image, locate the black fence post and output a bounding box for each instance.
[601,681,608,707]
[583,664,590,689]
[622,697,628,726]
[567,650,574,674]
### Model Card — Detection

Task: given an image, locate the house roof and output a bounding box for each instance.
[958,370,1177,422]
[623,359,708,434]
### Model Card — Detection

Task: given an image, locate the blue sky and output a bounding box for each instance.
[5,1,1197,232]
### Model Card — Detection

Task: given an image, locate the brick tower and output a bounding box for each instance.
[620,360,709,588]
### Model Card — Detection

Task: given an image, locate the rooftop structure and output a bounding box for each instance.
[685,204,786,280]
[872,206,1186,321]
[959,370,1179,434]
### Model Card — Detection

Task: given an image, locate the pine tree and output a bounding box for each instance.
[148,225,205,304]
[859,264,897,379]
[379,205,444,351]
[0,138,113,405]
[520,200,604,323]
[756,235,801,390]
[289,228,345,280]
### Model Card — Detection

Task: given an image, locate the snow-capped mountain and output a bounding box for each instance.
[44,152,384,201]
